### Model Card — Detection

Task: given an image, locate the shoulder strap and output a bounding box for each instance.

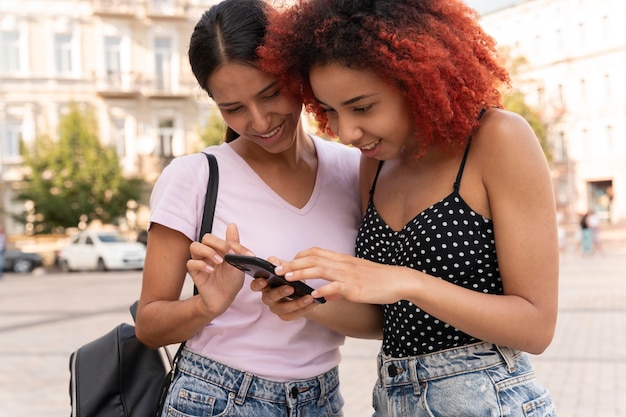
[193,153,219,296]
[453,108,487,192]
[369,160,385,199]
[199,153,219,241]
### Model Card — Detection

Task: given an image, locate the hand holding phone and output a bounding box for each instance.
[224,254,326,304]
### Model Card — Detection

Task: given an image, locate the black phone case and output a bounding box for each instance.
[224,254,326,304]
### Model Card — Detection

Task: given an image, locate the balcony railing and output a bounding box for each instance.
[92,0,142,17]
[93,71,197,98]
[93,0,189,19]
[94,71,141,97]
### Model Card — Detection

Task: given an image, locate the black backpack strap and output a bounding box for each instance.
[194,153,219,296]
[199,153,219,241]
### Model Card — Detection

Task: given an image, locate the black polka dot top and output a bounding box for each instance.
[356,135,503,357]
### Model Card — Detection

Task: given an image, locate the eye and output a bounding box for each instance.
[263,89,280,101]
[354,104,373,113]
[224,106,244,114]
[320,106,336,114]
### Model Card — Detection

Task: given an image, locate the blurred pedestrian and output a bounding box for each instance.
[580,212,593,256]
[586,210,603,255]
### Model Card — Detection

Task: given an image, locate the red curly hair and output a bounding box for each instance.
[259,0,510,154]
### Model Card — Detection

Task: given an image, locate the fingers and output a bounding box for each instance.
[225,223,239,243]
[250,279,318,320]
[310,282,344,299]
[196,224,254,262]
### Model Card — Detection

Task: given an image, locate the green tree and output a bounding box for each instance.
[500,52,551,163]
[503,90,551,163]
[15,104,143,234]
[198,112,227,147]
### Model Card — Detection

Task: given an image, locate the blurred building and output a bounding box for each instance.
[478,0,626,224]
[0,0,220,234]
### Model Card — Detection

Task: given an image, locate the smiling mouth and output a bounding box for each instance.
[259,124,282,138]
[360,139,380,151]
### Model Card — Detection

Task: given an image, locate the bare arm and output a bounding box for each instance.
[135,223,252,349]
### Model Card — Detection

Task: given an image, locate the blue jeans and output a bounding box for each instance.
[161,348,344,417]
[373,342,557,417]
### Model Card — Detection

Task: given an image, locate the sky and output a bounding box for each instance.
[464,0,520,14]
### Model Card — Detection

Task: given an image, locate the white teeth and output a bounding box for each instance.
[361,140,379,151]
[260,125,281,138]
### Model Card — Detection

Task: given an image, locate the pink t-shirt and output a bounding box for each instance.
[149,136,361,380]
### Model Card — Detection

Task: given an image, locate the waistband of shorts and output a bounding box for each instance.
[177,348,339,404]
[377,341,523,384]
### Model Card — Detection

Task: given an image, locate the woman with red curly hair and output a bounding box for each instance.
[255,0,559,415]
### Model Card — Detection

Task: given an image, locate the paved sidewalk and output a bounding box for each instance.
[0,234,625,417]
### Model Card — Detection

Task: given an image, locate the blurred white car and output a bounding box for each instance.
[58,230,146,272]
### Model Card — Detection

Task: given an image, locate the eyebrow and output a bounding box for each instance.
[316,93,377,107]
[217,81,280,108]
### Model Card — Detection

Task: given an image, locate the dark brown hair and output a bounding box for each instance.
[189,0,271,142]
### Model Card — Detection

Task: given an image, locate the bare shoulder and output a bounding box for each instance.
[472,108,546,168]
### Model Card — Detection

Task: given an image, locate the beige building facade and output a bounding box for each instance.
[479,0,626,225]
[0,0,220,234]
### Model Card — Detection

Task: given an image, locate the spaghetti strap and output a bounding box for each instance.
[369,161,385,198]
[453,108,487,192]
[453,140,472,192]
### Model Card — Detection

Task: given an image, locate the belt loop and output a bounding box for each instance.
[408,357,421,395]
[495,344,517,373]
[235,372,253,405]
[316,374,327,406]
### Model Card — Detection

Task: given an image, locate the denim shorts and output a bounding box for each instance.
[160,348,344,417]
[373,342,557,417]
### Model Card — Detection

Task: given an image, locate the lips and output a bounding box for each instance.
[360,139,380,151]
[258,124,282,139]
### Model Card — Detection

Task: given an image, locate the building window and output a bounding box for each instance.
[154,37,172,91]
[0,31,21,73]
[579,79,586,105]
[153,0,175,13]
[2,121,21,160]
[104,36,122,76]
[54,33,73,74]
[554,130,566,162]
[157,119,174,157]
[577,22,585,49]
[557,84,564,107]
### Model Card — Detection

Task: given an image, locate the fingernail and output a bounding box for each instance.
[285,272,293,279]
[214,254,223,263]
[205,265,214,273]
[274,265,283,274]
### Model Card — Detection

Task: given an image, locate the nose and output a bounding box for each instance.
[335,117,362,146]
[249,104,272,133]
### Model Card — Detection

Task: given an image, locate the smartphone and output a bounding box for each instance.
[223,254,326,304]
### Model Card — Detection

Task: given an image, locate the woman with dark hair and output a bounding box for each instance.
[135,1,381,416]
[256,0,559,415]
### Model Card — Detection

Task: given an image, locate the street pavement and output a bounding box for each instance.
[0,230,625,417]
